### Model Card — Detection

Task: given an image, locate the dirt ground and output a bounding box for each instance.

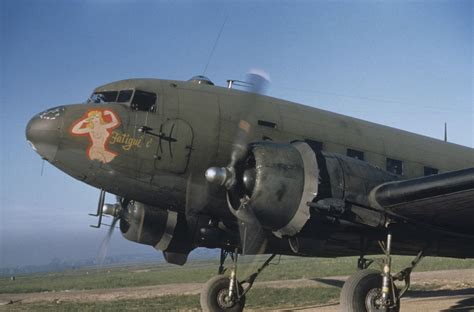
[1,269,473,311]
[290,293,474,312]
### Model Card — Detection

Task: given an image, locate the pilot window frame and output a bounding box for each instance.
[117,89,134,103]
[386,158,403,175]
[347,148,365,161]
[131,90,157,112]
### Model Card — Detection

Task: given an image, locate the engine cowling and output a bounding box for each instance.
[120,201,193,264]
[228,141,319,237]
[229,141,398,237]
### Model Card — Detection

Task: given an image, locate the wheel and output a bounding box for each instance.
[340,269,400,312]
[200,275,246,312]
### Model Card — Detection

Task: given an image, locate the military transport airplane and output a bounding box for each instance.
[26,73,473,312]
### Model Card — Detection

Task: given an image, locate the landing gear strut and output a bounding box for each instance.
[200,249,276,312]
[341,230,424,312]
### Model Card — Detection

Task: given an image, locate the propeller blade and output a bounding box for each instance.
[229,70,270,183]
[97,217,119,265]
[239,222,267,255]
[204,70,271,256]
[229,119,252,168]
[235,204,267,255]
[186,172,211,214]
[246,69,270,95]
[95,196,127,265]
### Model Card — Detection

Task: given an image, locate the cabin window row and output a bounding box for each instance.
[304,139,438,176]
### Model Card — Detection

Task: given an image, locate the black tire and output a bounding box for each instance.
[200,275,246,312]
[340,269,400,312]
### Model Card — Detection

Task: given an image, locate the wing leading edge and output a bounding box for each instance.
[369,168,474,235]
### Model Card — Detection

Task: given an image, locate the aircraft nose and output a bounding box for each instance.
[26,107,64,161]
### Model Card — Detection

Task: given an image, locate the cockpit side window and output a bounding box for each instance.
[131,90,157,112]
[89,91,118,103]
[117,90,133,103]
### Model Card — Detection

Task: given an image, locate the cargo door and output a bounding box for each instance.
[154,118,194,174]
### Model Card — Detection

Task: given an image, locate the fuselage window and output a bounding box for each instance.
[131,90,157,112]
[89,91,118,103]
[424,166,439,176]
[258,120,277,128]
[117,90,133,103]
[387,158,403,175]
[304,139,323,152]
[347,148,364,160]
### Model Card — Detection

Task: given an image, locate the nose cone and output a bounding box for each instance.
[26,107,64,161]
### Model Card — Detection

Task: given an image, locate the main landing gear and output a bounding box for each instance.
[341,230,424,312]
[200,249,276,312]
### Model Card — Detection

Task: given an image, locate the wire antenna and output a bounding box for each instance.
[203,15,228,75]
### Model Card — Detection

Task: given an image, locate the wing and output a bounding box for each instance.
[370,168,474,235]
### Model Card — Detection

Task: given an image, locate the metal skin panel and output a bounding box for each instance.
[276,101,473,175]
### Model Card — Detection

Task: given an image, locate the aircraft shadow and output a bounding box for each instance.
[309,279,474,311]
[441,296,474,312]
[406,288,474,298]
[406,288,474,312]
[310,278,345,288]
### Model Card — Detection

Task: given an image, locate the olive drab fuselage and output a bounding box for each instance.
[51,78,471,211]
[26,77,474,258]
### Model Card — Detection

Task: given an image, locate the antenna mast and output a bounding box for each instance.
[444,122,448,142]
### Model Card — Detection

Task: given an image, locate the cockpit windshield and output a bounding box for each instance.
[88,91,118,103]
[87,89,156,112]
[117,90,133,102]
[88,90,134,104]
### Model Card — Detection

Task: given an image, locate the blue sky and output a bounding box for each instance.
[1,0,472,267]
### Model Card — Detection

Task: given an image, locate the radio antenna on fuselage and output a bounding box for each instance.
[203,15,228,76]
[444,122,448,142]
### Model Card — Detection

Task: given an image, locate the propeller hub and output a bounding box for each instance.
[103,203,121,218]
[205,167,229,186]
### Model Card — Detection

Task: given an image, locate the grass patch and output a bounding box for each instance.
[1,287,340,312]
[1,281,459,312]
[1,294,201,312]
[1,256,473,294]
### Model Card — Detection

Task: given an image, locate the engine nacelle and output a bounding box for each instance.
[318,151,398,206]
[120,201,193,262]
[231,141,398,237]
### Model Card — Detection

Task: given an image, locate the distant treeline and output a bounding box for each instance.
[0,248,218,276]
[0,254,160,276]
